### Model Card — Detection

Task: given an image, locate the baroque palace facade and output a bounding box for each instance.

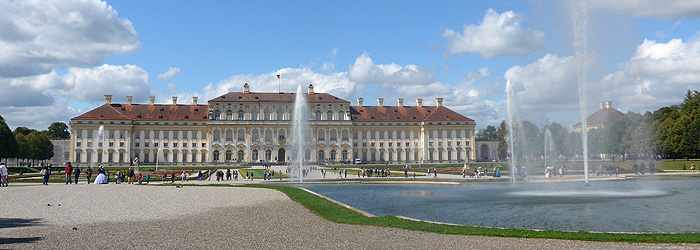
[69,83,476,166]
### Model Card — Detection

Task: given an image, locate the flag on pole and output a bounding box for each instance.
[276,74,280,79]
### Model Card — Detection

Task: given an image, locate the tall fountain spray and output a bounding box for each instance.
[505,79,518,184]
[543,128,555,170]
[572,0,590,185]
[291,84,310,182]
[95,125,104,165]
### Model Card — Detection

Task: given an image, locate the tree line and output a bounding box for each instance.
[476,90,700,161]
[0,115,70,165]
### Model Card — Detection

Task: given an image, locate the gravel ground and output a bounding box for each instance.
[1,183,698,249]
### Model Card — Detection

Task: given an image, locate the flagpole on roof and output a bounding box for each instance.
[277,74,281,93]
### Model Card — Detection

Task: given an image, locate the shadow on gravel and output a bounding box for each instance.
[0,237,42,245]
[0,218,43,229]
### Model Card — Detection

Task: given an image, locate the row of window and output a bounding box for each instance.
[352,130,469,140]
[212,108,348,121]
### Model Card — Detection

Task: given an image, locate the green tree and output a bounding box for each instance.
[13,127,36,136]
[475,125,498,140]
[543,123,568,160]
[47,122,70,139]
[0,115,19,161]
[15,131,53,162]
[497,120,508,159]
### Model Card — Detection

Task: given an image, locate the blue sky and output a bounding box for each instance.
[2,0,700,131]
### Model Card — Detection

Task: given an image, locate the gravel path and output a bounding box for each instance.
[1,183,698,249]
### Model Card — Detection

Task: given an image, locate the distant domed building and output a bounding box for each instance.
[572,101,624,132]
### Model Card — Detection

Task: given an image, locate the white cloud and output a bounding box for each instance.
[158,67,181,82]
[588,0,700,18]
[601,33,700,111]
[504,54,580,111]
[443,9,545,59]
[62,64,152,103]
[348,53,434,84]
[0,0,139,78]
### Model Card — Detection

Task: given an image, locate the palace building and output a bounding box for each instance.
[69,83,476,166]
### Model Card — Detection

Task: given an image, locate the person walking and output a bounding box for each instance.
[73,165,81,184]
[0,162,8,187]
[692,162,696,173]
[86,166,93,184]
[137,173,143,184]
[127,168,135,184]
[65,162,73,184]
[42,163,51,185]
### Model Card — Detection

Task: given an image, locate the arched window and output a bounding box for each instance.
[237,150,244,161]
[213,129,220,141]
[330,129,337,141]
[278,129,285,140]
[226,110,232,120]
[264,109,271,120]
[326,110,333,121]
[252,129,259,141]
[277,109,284,121]
[338,110,345,121]
[225,129,233,141]
[251,109,258,120]
[252,150,258,161]
[238,129,245,141]
[318,150,325,161]
[225,150,232,161]
[342,150,348,160]
[214,110,221,121]
[265,129,272,140]
[213,150,220,161]
[265,149,272,161]
[304,149,311,161]
[342,129,349,141]
[330,150,336,161]
[315,110,322,120]
[317,129,325,141]
[238,110,244,120]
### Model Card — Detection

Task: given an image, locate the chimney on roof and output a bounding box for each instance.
[172,96,178,105]
[377,98,384,107]
[192,97,198,105]
[605,101,612,109]
[416,98,423,108]
[357,98,363,107]
[436,98,443,107]
[243,82,250,94]
[104,95,113,105]
[600,102,605,110]
[149,96,155,105]
[398,98,404,108]
[308,83,315,94]
[126,96,133,105]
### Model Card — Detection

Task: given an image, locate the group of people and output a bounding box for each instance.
[544,166,563,178]
[632,162,655,175]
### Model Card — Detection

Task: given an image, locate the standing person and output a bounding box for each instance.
[170,172,175,183]
[559,166,563,178]
[73,165,81,185]
[692,162,696,173]
[433,168,437,178]
[65,162,73,184]
[0,162,7,187]
[162,172,167,182]
[86,166,93,184]
[145,174,150,184]
[42,163,51,185]
[137,173,143,184]
[127,168,135,184]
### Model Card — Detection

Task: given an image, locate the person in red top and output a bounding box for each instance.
[65,162,73,185]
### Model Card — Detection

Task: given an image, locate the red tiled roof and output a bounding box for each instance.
[573,107,625,128]
[72,104,209,122]
[209,92,350,103]
[350,106,473,123]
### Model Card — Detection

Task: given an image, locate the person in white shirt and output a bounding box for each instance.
[1,162,9,187]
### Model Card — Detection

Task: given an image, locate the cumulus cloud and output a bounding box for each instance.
[504,54,579,111]
[0,0,140,78]
[601,33,700,111]
[348,53,434,84]
[158,67,181,82]
[443,9,545,59]
[62,64,152,103]
[587,0,700,19]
